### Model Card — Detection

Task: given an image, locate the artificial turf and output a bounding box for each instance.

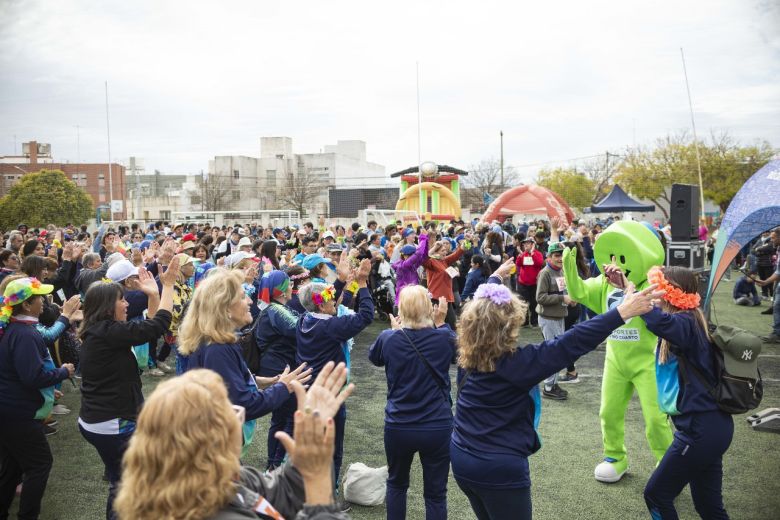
[20,280,780,519]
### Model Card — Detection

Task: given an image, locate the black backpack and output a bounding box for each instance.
[676,330,763,415]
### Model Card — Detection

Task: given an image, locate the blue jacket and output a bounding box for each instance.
[642,307,719,426]
[125,289,149,321]
[254,303,299,374]
[287,293,306,315]
[186,341,290,421]
[452,306,625,487]
[0,321,70,420]
[369,325,456,430]
[460,269,487,301]
[296,287,374,380]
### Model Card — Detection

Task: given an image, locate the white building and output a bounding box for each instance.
[207,137,387,216]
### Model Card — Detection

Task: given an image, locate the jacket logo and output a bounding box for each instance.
[741,350,753,361]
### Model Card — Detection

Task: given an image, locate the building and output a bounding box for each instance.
[208,137,389,217]
[126,175,201,222]
[0,140,127,219]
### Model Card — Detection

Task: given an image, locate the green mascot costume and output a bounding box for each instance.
[563,220,673,482]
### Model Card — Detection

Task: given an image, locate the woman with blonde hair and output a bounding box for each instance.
[178,268,310,457]
[115,363,355,520]
[369,285,456,520]
[451,258,663,520]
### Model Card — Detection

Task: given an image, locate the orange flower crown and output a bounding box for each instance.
[647,266,700,310]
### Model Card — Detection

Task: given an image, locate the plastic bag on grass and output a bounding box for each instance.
[342,463,387,506]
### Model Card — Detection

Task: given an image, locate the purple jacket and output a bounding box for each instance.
[391,233,429,305]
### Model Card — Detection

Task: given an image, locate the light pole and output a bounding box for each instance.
[500,130,504,190]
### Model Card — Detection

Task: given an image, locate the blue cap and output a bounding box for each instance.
[402,227,415,239]
[400,244,417,256]
[139,240,152,251]
[301,253,331,270]
[272,227,287,237]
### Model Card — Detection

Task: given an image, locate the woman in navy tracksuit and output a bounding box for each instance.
[640,266,733,520]
[451,261,657,520]
[254,270,300,469]
[296,259,374,489]
[369,285,457,520]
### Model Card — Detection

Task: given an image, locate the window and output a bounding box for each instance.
[161,210,171,220]
[98,174,105,180]
[266,170,276,185]
[232,189,241,201]
[276,154,284,160]
[233,169,240,179]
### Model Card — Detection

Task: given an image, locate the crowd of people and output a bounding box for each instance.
[0,214,774,520]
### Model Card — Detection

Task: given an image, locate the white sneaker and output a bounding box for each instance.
[594,459,628,483]
[149,368,166,377]
[157,362,173,374]
[52,404,71,415]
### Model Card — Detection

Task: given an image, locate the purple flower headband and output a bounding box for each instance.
[473,283,512,305]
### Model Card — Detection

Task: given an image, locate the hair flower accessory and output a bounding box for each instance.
[474,283,512,305]
[312,285,336,306]
[648,266,700,310]
[289,269,310,281]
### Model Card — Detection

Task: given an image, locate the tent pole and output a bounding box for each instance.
[680,48,706,220]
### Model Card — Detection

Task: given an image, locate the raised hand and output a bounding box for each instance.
[294,361,354,420]
[135,267,160,295]
[336,249,351,282]
[61,295,81,319]
[278,362,313,392]
[389,313,402,330]
[616,283,665,321]
[493,258,515,279]
[159,256,181,287]
[433,296,448,327]
[356,258,372,281]
[603,255,628,289]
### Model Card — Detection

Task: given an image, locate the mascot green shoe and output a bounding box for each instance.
[563,221,673,483]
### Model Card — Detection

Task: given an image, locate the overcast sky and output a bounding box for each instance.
[1,0,778,183]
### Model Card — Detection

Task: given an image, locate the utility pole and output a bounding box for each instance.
[680,48,706,220]
[500,130,504,190]
[105,81,115,220]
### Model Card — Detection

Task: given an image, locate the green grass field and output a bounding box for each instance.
[23,280,780,519]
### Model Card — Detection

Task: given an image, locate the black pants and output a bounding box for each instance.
[0,420,53,520]
[644,411,733,519]
[517,284,538,326]
[79,425,132,520]
[758,265,774,297]
[385,427,450,520]
[456,480,532,520]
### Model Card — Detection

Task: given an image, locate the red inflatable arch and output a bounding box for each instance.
[482,185,575,224]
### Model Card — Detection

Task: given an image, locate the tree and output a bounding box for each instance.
[700,133,775,212]
[0,169,93,229]
[616,132,776,217]
[196,174,231,212]
[580,153,620,204]
[463,158,520,210]
[280,172,326,217]
[536,167,596,210]
[615,133,699,219]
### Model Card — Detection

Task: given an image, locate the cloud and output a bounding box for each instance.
[0,0,777,181]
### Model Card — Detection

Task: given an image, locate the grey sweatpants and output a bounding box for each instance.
[539,316,565,388]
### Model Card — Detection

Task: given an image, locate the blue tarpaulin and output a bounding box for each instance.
[705,159,780,312]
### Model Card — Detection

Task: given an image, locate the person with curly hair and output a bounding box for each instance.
[451,259,663,520]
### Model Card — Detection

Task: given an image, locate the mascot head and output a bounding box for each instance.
[594,220,664,286]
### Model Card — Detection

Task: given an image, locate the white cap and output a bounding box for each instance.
[237,236,253,248]
[322,231,335,239]
[106,252,126,268]
[106,259,139,283]
[225,251,256,268]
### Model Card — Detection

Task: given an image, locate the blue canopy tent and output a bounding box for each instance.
[589,184,655,213]
[705,159,780,313]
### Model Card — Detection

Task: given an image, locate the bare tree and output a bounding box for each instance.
[194,174,231,212]
[580,152,621,204]
[279,172,326,217]
[463,158,520,210]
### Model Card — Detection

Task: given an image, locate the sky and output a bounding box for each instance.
[0,0,778,184]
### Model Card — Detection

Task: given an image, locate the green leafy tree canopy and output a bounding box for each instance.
[0,169,94,229]
[536,167,596,210]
